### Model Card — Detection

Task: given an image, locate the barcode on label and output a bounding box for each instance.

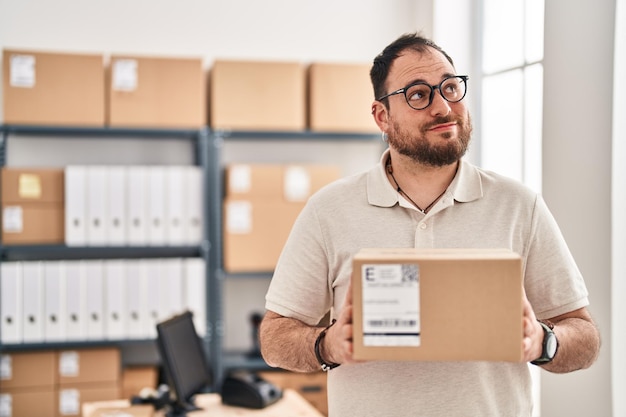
[367,319,417,327]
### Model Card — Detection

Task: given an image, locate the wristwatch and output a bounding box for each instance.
[531,320,559,365]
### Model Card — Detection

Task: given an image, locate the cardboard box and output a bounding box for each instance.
[352,248,523,362]
[108,55,206,128]
[57,382,121,417]
[223,198,304,272]
[1,168,65,245]
[85,404,153,417]
[224,164,341,200]
[57,348,121,386]
[0,387,56,417]
[121,366,158,399]
[258,371,327,416]
[2,49,105,126]
[0,351,57,389]
[308,62,378,133]
[1,168,64,203]
[222,164,340,272]
[210,60,306,130]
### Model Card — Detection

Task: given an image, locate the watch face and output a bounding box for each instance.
[546,334,558,358]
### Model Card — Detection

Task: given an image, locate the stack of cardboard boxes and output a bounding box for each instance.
[222,163,341,272]
[0,348,123,417]
[1,168,65,245]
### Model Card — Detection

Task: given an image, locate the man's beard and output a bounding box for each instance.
[387,113,473,167]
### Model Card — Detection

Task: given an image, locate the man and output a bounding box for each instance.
[259,33,600,416]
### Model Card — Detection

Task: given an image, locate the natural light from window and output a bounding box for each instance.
[480,0,544,193]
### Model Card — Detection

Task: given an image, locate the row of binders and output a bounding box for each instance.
[0,258,206,344]
[65,165,203,246]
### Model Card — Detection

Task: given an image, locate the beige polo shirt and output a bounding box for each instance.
[265,149,589,417]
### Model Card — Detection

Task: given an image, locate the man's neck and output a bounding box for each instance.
[386,152,459,212]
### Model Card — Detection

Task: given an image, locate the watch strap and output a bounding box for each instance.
[531,319,558,365]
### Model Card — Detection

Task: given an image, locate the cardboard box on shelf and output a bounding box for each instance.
[352,248,524,362]
[56,382,121,417]
[1,168,65,245]
[57,347,121,386]
[0,350,57,389]
[0,387,56,417]
[107,55,206,128]
[224,163,341,200]
[308,62,378,133]
[223,197,304,273]
[2,49,105,126]
[210,60,306,131]
[222,164,341,272]
[1,168,64,203]
[121,366,158,399]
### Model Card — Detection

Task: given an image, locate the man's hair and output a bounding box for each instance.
[370,32,455,105]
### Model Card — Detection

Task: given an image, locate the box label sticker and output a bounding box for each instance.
[228,165,252,194]
[0,355,11,380]
[361,263,420,346]
[59,389,80,415]
[226,201,252,234]
[284,166,310,201]
[18,173,42,199]
[2,206,23,233]
[0,394,11,417]
[10,54,35,88]
[112,59,138,91]
[59,351,79,376]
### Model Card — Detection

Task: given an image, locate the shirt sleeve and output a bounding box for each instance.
[523,194,590,318]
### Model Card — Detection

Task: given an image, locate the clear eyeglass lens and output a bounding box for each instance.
[441,77,465,102]
[405,84,432,109]
[404,76,466,110]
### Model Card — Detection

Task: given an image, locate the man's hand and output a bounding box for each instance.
[321,282,360,366]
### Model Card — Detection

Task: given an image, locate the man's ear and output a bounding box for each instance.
[371,101,389,132]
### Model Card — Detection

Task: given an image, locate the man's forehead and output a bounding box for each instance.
[390,48,454,83]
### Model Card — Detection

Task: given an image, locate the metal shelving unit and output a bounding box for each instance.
[0,124,379,389]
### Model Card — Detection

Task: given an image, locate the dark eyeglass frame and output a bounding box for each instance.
[376,75,469,110]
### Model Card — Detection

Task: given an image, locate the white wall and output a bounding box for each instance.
[543,1,615,416]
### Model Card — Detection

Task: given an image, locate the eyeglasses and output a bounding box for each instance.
[376,75,469,110]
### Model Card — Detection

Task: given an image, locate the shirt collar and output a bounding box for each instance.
[367,148,483,208]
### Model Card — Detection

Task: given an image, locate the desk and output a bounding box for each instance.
[83,389,325,417]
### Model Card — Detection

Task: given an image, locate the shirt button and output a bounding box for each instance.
[419,222,427,230]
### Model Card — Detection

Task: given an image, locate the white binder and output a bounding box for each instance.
[22,261,44,342]
[107,166,127,246]
[147,166,166,246]
[84,260,105,340]
[86,166,108,246]
[124,260,148,339]
[183,257,206,336]
[143,258,162,339]
[165,166,186,245]
[104,259,126,340]
[127,166,148,246]
[1,262,22,343]
[185,166,204,245]
[161,258,184,319]
[64,260,86,341]
[43,261,65,342]
[65,166,87,246]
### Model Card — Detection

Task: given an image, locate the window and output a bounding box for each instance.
[479,0,544,193]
